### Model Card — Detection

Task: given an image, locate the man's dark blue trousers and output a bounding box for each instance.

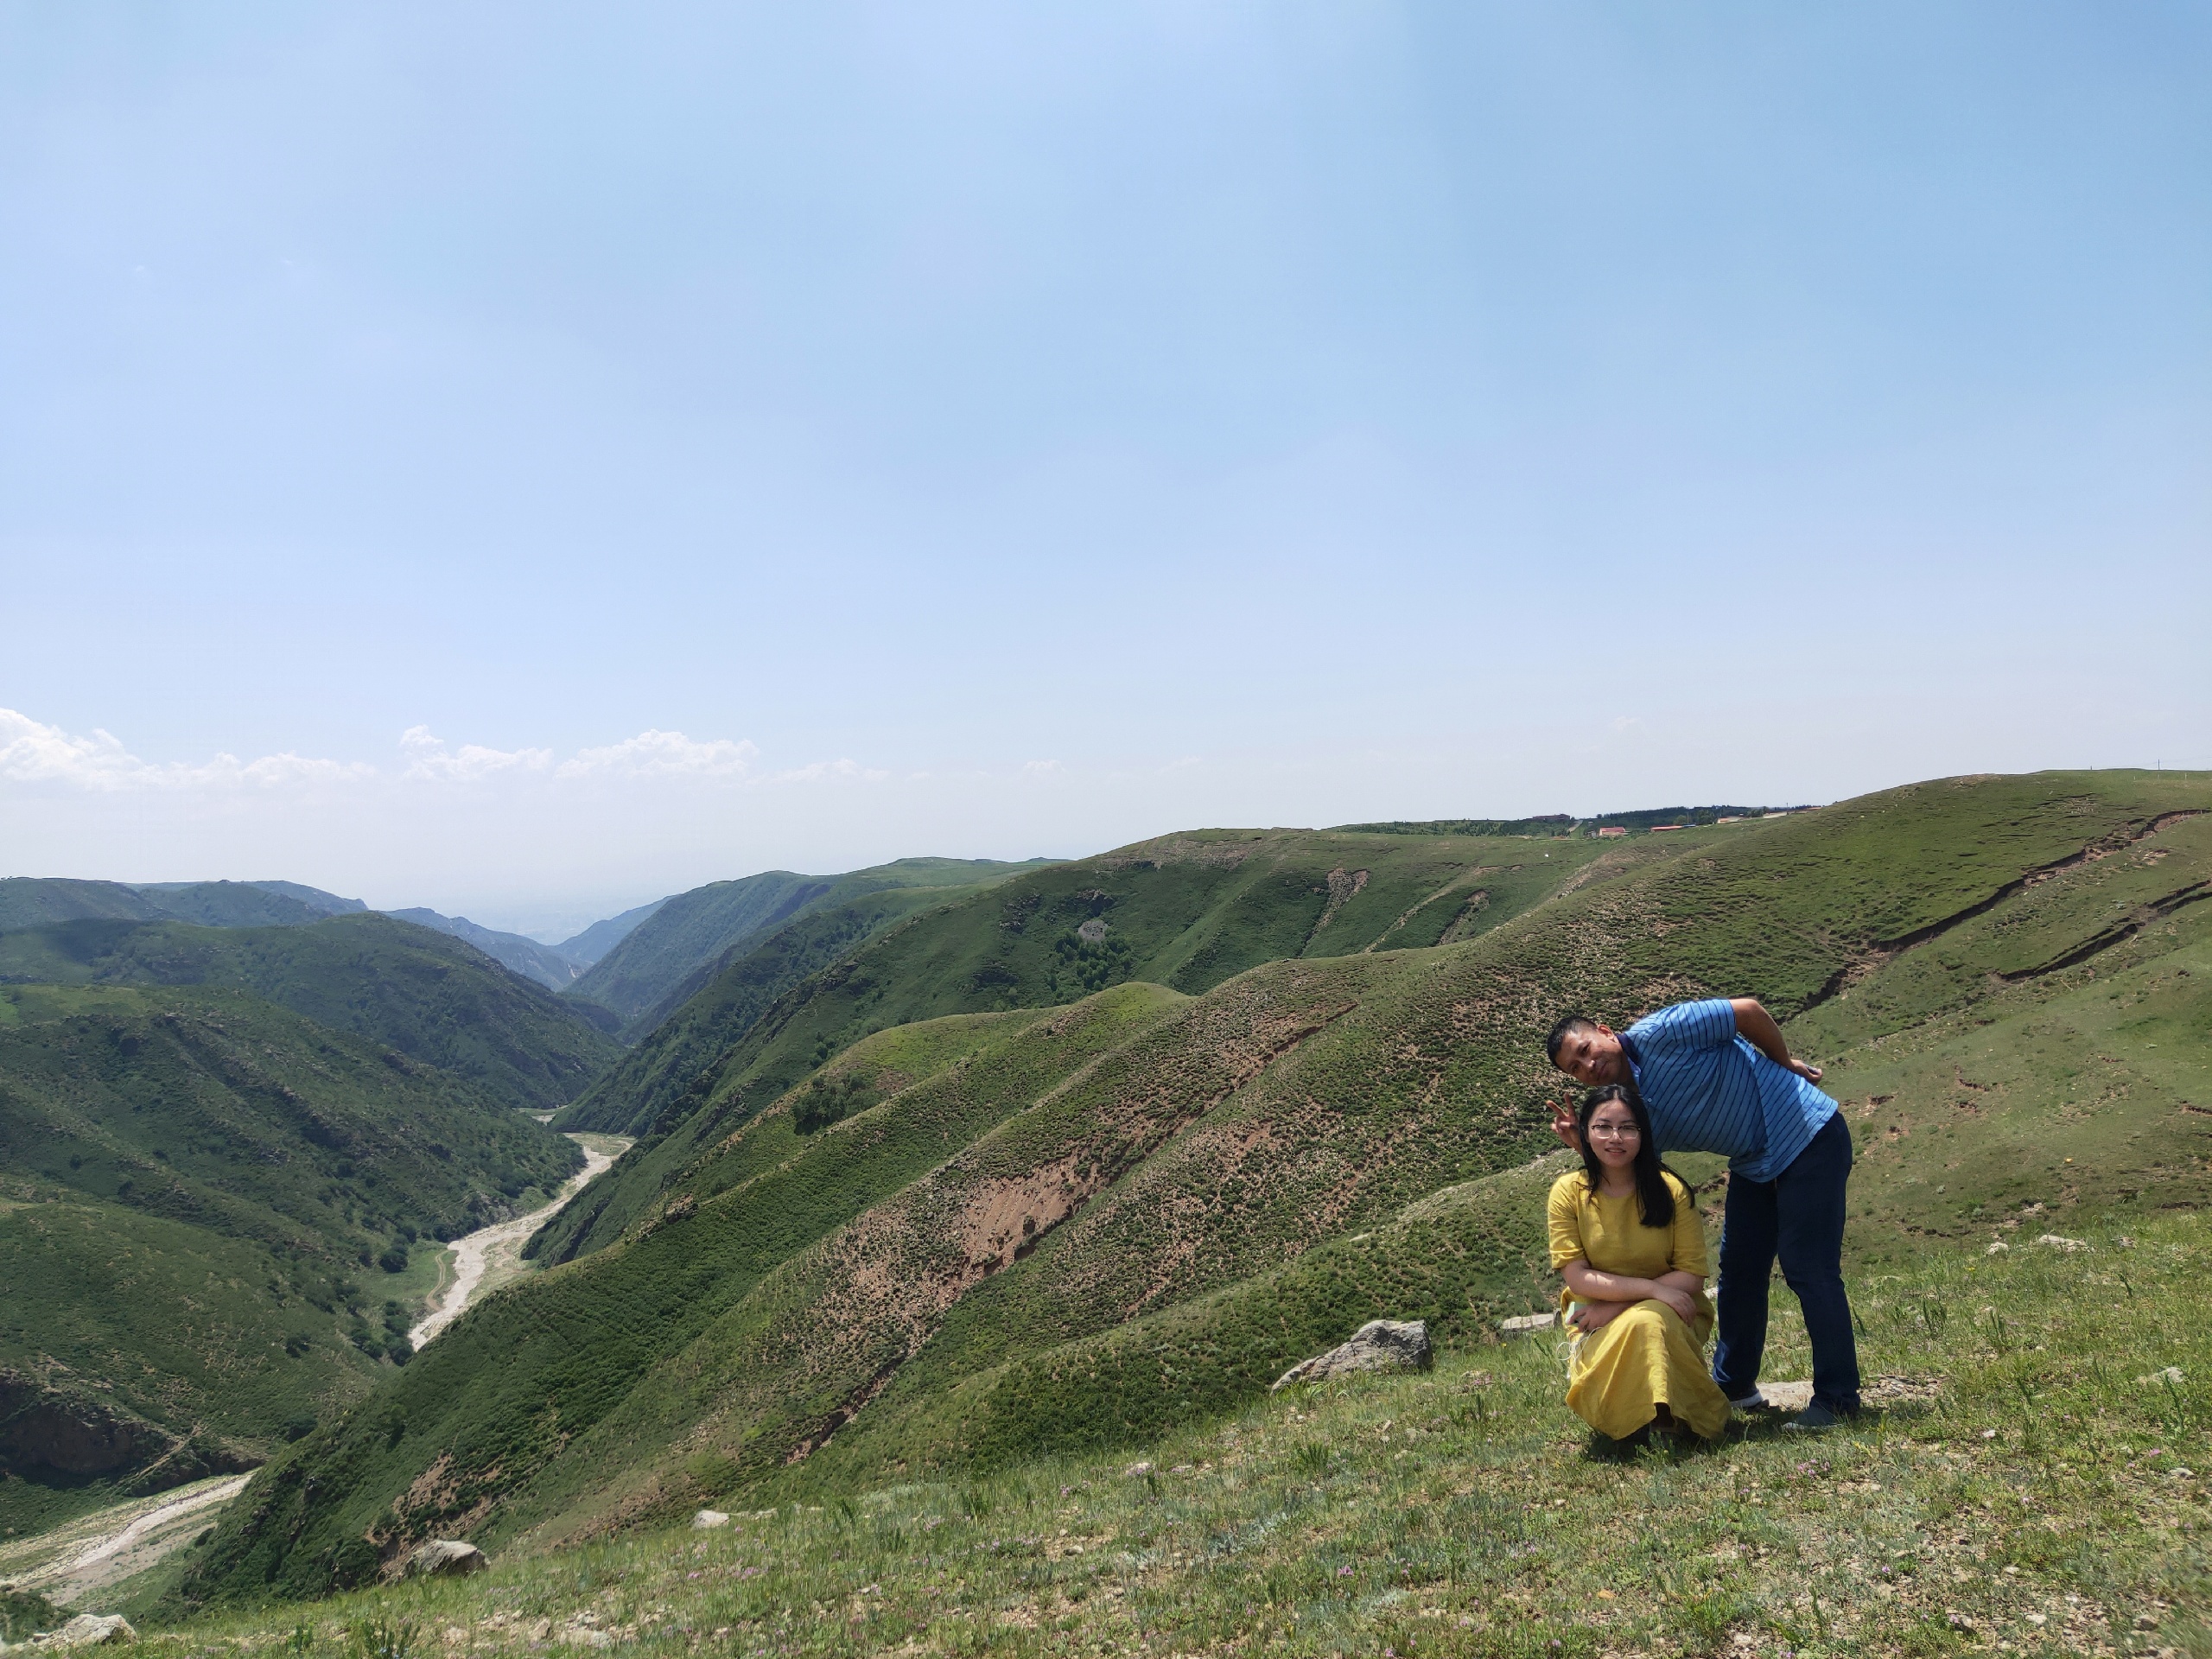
[1710,1111,1862,1413]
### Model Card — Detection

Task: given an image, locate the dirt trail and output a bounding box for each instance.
[410,1132,631,1349]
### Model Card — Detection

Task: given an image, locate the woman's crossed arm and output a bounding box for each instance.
[1560,1261,1703,1332]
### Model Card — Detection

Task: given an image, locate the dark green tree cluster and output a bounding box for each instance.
[792,1071,879,1135]
[1048,926,1133,998]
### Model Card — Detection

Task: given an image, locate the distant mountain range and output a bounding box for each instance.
[0,877,360,931]
[0,878,665,997]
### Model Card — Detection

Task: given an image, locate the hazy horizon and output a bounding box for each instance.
[5,4,2206,934]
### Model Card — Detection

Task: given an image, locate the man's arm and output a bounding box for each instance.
[1730,997,1821,1083]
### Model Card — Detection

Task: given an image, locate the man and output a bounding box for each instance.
[1545,997,1859,1429]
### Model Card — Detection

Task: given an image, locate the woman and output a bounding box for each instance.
[1547,1084,1730,1441]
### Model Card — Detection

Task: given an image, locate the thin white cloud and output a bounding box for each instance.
[555,729,760,780]
[2,708,877,798]
[762,757,890,785]
[0,707,366,791]
[400,726,554,782]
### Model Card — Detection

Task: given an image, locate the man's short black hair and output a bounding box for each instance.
[1544,1012,1599,1065]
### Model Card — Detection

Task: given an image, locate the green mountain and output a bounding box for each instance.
[180,772,2212,1608]
[0,880,603,995]
[0,880,173,931]
[130,882,350,928]
[541,826,1617,1240]
[232,882,367,918]
[563,859,1052,1034]
[0,982,585,1536]
[541,882,1007,1165]
[1337,804,1805,835]
[0,878,366,933]
[0,913,620,1115]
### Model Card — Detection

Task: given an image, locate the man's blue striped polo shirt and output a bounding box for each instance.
[1618,998,1836,1183]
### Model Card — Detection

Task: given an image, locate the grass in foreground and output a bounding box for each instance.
[149,1210,2209,1658]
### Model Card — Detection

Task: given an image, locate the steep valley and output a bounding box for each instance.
[0,925,613,1540]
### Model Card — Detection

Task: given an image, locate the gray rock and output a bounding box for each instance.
[37,1617,136,1649]
[1271,1319,1431,1389]
[691,1510,730,1529]
[1497,1313,1557,1338]
[405,1540,487,1578]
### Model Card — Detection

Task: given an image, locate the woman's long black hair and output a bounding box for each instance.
[1576,1084,1681,1229]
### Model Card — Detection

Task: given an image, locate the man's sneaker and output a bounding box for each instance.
[1782,1402,1849,1433]
[1727,1390,1769,1411]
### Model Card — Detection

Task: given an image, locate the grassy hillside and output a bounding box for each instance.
[0,880,170,931]
[159,1201,2210,1656]
[232,881,365,918]
[544,827,1619,1211]
[545,883,1019,1158]
[124,882,332,929]
[178,772,2212,1611]
[3,1197,385,1539]
[0,982,585,1535]
[189,988,1186,1600]
[564,860,1053,1033]
[0,913,620,1114]
[0,879,368,932]
[531,1003,1048,1265]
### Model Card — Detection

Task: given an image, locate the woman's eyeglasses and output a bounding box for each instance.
[1586,1123,1641,1140]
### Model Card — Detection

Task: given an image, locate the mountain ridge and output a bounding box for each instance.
[563,858,1054,1035]
[0,912,620,1114]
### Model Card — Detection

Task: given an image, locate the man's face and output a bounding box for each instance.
[1552,1022,1626,1088]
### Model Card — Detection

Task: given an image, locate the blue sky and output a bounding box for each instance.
[3,3,2206,938]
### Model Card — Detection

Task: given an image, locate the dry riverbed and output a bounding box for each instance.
[0,1474,251,1608]
[410,1132,631,1349]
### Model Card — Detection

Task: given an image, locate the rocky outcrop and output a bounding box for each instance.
[0,1373,256,1497]
[691,1510,730,1529]
[1271,1319,1432,1389]
[0,1375,165,1479]
[404,1541,487,1578]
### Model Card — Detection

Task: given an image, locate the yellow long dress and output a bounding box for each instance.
[1546,1168,1731,1440]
